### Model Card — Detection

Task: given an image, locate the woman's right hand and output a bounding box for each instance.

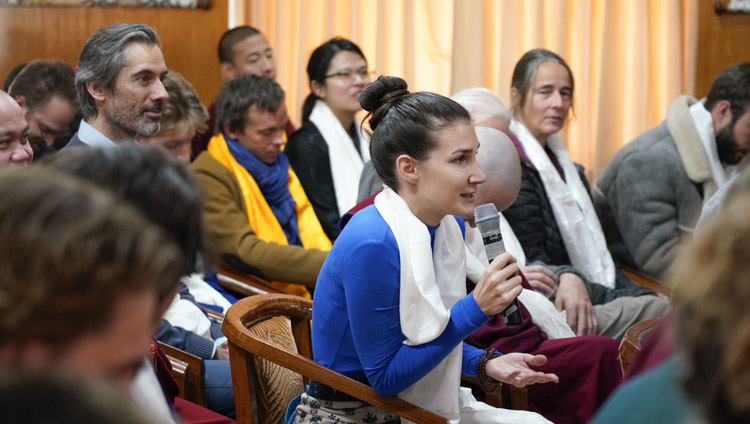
[472,252,523,316]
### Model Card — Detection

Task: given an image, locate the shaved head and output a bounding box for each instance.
[475,126,521,212]
[452,87,511,135]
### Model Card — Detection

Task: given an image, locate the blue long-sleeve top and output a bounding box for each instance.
[312,205,491,396]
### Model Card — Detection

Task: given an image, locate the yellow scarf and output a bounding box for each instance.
[207,133,331,298]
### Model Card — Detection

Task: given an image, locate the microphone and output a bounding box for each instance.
[474,203,523,327]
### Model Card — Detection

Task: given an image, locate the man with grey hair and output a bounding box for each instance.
[64,23,168,149]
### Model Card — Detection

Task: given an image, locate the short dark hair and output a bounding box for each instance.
[44,144,207,281]
[361,75,470,190]
[216,74,284,134]
[76,23,160,119]
[8,60,77,110]
[705,62,750,122]
[0,167,185,347]
[218,25,261,64]
[301,37,367,124]
[3,63,27,92]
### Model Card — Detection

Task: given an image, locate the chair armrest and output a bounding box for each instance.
[461,374,529,410]
[223,294,447,423]
[620,265,672,297]
[618,318,662,375]
[216,260,290,297]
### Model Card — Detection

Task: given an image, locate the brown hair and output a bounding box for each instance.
[0,167,185,348]
[159,71,208,135]
[673,170,750,422]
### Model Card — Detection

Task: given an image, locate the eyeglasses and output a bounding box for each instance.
[324,68,375,83]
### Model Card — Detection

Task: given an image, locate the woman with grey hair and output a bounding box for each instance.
[502,49,668,339]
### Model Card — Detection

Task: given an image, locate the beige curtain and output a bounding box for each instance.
[234,0,695,178]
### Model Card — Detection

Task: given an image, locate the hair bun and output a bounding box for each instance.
[360,76,408,112]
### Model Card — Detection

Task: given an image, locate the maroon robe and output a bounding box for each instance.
[343,194,623,424]
[465,280,623,424]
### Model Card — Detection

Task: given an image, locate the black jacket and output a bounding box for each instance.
[504,160,652,305]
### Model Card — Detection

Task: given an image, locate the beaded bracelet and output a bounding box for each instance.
[476,348,502,393]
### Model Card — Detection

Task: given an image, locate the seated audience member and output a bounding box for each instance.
[300,75,557,424]
[0,167,185,421]
[0,372,156,424]
[594,63,750,280]
[140,72,209,165]
[454,86,666,340]
[3,63,27,91]
[137,72,237,305]
[286,38,372,240]
[460,126,622,424]
[0,90,32,166]
[192,75,330,297]
[502,49,668,337]
[192,26,294,158]
[593,170,750,424]
[47,145,235,417]
[8,60,77,160]
[65,23,168,149]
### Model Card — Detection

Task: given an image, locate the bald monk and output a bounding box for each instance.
[0,91,32,167]
[464,126,622,424]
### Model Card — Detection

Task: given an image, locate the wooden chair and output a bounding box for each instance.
[461,375,529,410]
[621,265,672,297]
[216,260,290,298]
[158,307,225,408]
[158,342,208,407]
[618,318,662,376]
[222,293,448,424]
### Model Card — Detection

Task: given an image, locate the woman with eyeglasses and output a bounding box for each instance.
[286,38,372,241]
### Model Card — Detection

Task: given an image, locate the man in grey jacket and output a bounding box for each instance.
[594,63,750,280]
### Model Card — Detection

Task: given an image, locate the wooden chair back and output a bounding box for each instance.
[158,342,208,407]
[618,318,662,375]
[222,293,448,424]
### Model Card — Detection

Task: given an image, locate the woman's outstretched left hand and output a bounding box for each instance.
[485,353,559,388]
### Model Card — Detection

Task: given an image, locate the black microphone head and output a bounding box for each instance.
[474,203,500,236]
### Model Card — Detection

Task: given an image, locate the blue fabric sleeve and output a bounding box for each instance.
[154,319,215,359]
[344,239,490,396]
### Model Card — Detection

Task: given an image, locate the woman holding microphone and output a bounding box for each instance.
[294,76,557,424]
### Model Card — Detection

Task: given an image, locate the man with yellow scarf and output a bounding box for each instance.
[192,75,330,298]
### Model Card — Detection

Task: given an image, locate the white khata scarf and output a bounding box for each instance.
[510,118,616,288]
[309,99,370,216]
[374,187,550,424]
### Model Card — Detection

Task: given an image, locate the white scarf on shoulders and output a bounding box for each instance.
[309,99,370,216]
[374,188,550,424]
[510,118,615,288]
